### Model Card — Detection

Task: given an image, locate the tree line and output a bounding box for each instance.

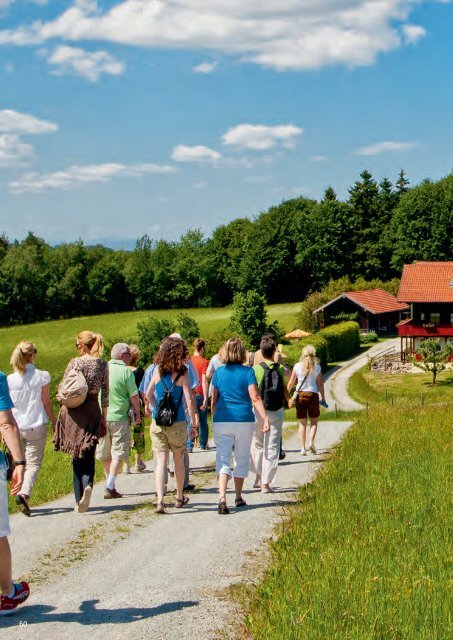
[0,170,451,327]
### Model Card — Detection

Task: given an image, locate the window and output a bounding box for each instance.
[450,313,453,324]
[420,312,426,321]
[430,313,440,324]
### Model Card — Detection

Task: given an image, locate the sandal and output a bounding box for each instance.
[16,495,31,517]
[235,497,247,508]
[218,500,229,515]
[175,495,189,508]
[154,502,166,514]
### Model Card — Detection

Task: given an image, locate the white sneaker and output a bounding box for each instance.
[308,443,317,454]
[301,448,307,456]
[124,463,131,474]
[135,461,146,472]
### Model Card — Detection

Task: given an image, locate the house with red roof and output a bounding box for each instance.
[397,261,453,356]
[313,289,409,334]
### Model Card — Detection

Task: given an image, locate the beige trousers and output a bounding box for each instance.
[19,423,47,498]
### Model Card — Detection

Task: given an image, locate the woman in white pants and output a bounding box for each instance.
[211,338,270,514]
[250,337,287,493]
[7,341,55,516]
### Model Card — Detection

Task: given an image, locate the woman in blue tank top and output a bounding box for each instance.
[146,337,199,514]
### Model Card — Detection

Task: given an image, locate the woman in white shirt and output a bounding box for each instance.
[287,345,326,456]
[7,341,55,516]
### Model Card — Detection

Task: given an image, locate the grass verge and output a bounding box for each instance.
[238,405,451,640]
[349,366,453,407]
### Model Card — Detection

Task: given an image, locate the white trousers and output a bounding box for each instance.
[250,408,283,486]
[20,423,47,498]
[214,422,255,478]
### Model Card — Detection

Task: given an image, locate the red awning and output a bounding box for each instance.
[398,321,453,337]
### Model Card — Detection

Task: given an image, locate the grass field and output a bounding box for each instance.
[349,365,453,407]
[239,405,452,640]
[0,302,300,378]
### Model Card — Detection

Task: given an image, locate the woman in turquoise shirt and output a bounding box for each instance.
[212,338,269,514]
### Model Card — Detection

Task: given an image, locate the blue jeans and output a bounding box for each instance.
[186,394,209,450]
[196,394,209,448]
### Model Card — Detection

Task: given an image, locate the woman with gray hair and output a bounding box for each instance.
[211,338,270,514]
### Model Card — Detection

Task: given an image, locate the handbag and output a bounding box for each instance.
[288,373,309,409]
[57,363,88,408]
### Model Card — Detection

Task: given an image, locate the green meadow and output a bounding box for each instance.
[0,302,300,378]
[240,405,451,640]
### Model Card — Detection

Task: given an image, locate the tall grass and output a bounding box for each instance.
[242,406,451,640]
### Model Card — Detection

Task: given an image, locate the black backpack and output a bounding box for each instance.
[155,368,184,427]
[259,362,284,411]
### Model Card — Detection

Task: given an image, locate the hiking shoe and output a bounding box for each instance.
[301,448,307,456]
[279,449,287,461]
[135,461,146,472]
[0,582,30,615]
[183,483,196,492]
[308,443,317,454]
[123,463,131,474]
[77,485,92,513]
[104,488,123,499]
[16,495,31,517]
[218,500,229,515]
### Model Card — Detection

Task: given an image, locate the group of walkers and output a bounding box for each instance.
[0,328,326,614]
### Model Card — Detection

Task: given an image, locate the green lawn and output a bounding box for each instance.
[0,302,300,377]
[349,365,453,407]
[240,405,451,639]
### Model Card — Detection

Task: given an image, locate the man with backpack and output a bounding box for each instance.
[250,337,288,493]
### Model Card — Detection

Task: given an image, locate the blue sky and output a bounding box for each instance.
[0,0,452,247]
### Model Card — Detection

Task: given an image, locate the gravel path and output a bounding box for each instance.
[2,422,352,639]
[324,338,400,411]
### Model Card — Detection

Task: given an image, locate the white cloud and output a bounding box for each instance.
[193,181,207,189]
[43,45,124,81]
[354,140,417,155]
[171,145,221,163]
[222,124,302,150]
[9,161,176,193]
[0,109,58,134]
[310,155,329,163]
[193,61,217,74]
[402,23,426,44]
[0,134,34,167]
[0,1,433,70]
[244,175,272,183]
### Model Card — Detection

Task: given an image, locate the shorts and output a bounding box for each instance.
[296,391,320,419]
[150,420,187,454]
[96,420,131,461]
[0,455,11,537]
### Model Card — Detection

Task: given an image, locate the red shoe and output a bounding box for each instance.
[0,582,30,615]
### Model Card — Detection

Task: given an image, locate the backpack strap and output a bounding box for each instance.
[296,373,309,393]
[248,351,255,367]
[259,362,269,371]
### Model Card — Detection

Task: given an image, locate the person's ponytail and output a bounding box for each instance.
[10,341,36,375]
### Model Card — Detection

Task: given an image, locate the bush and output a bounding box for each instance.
[176,312,200,344]
[136,316,176,365]
[202,328,233,360]
[317,321,360,362]
[360,331,378,344]
[229,290,268,349]
[283,335,328,371]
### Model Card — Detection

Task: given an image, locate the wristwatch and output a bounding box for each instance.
[14,460,26,466]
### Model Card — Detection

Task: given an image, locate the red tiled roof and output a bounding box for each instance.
[397,262,453,302]
[313,289,409,315]
[345,289,409,314]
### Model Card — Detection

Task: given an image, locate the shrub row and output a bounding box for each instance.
[282,335,328,371]
[317,321,360,362]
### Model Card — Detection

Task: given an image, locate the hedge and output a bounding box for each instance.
[317,321,360,362]
[282,335,328,371]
